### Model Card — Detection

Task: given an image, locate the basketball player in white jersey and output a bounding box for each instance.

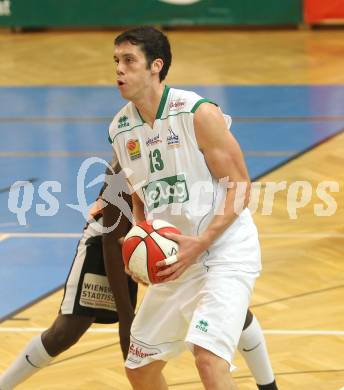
[1,160,276,389]
[109,27,278,390]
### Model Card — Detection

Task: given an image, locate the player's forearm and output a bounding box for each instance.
[132,192,145,223]
[103,237,134,316]
[103,235,135,359]
[118,322,133,359]
[133,207,145,224]
[102,202,135,319]
[199,182,250,248]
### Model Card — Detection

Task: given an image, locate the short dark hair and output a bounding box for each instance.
[114,26,172,82]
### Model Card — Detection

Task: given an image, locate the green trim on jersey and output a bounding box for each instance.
[109,123,145,144]
[156,85,170,119]
[108,90,212,144]
[191,98,217,113]
[160,111,191,121]
[136,107,145,123]
[134,85,170,122]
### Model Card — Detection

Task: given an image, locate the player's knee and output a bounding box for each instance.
[125,366,150,385]
[195,353,213,380]
[126,361,165,387]
[42,328,72,356]
[55,326,81,349]
[125,366,139,383]
[243,308,253,330]
[43,323,83,356]
[195,348,228,383]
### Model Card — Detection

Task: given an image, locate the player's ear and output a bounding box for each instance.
[151,58,164,76]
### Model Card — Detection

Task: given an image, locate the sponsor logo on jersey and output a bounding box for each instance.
[196,319,209,333]
[167,127,180,147]
[169,99,186,111]
[127,342,161,364]
[126,139,141,160]
[146,133,162,147]
[142,174,189,211]
[118,115,130,129]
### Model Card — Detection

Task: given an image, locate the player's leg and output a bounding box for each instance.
[42,314,95,356]
[0,314,94,390]
[125,265,206,390]
[187,265,258,390]
[0,219,111,390]
[194,346,238,390]
[126,360,167,390]
[239,309,278,389]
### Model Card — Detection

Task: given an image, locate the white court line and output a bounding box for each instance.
[0,328,343,336]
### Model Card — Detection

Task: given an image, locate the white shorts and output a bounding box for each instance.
[126,211,261,369]
[126,263,259,369]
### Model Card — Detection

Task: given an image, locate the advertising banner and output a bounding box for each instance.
[304,0,344,23]
[0,0,302,28]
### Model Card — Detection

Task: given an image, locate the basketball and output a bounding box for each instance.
[122,220,181,284]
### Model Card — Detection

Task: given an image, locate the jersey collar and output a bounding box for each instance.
[156,85,170,119]
[135,85,170,124]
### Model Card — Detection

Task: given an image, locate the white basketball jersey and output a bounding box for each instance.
[109,86,257,253]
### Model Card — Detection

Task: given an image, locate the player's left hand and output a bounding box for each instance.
[124,265,149,286]
[88,197,104,219]
[156,232,208,281]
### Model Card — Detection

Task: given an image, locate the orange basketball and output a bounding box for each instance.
[122,220,181,284]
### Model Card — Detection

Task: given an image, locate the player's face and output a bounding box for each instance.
[114,42,153,101]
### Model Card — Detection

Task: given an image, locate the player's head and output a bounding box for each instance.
[115,27,172,82]
[114,27,171,100]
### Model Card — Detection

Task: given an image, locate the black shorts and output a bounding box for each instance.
[60,221,137,324]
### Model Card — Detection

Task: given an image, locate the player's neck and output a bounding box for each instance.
[133,83,165,128]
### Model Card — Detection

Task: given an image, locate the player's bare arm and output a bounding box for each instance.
[126,191,149,285]
[157,102,250,280]
[131,191,146,224]
[195,103,251,243]
[99,160,140,359]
